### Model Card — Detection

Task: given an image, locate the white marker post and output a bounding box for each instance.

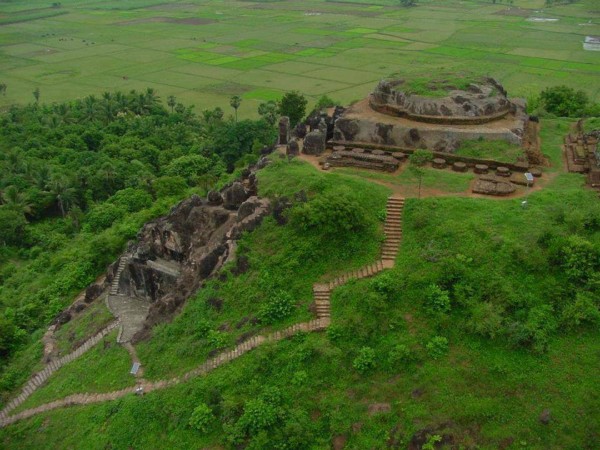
[522,172,534,208]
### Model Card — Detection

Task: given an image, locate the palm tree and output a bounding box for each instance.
[46,177,76,217]
[0,83,7,96]
[33,165,52,190]
[33,87,40,104]
[1,186,33,218]
[80,95,98,122]
[167,95,176,113]
[229,95,242,122]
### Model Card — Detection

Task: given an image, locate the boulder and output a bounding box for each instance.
[278,116,290,145]
[222,182,248,210]
[238,196,263,221]
[84,283,103,303]
[540,409,552,425]
[294,122,307,139]
[303,130,326,155]
[286,140,299,158]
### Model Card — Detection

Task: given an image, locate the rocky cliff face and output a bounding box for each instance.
[105,156,272,343]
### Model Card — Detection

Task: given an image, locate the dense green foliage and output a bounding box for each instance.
[0,90,276,391]
[538,85,599,117]
[276,91,308,127]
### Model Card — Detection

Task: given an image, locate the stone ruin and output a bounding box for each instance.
[332,76,530,153]
[99,157,273,343]
[321,146,401,172]
[564,120,600,191]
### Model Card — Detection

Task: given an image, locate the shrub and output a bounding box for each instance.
[426,336,449,359]
[525,304,558,353]
[259,290,295,324]
[353,346,377,373]
[189,403,215,433]
[425,284,451,314]
[84,203,126,232]
[290,188,369,239]
[561,292,600,328]
[108,187,152,212]
[468,302,504,339]
[539,85,589,117]
[207,330,227,349]
[371,272,399,300]
[388,344,414,367]
[152,175,187,198]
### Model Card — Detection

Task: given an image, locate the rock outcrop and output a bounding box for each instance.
[303,130,326,155]
[106,157,274,342]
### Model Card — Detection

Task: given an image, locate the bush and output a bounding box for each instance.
[387,344,414,367]
[290,188,369,239]
[353,346,377,373]
[84,203,126,232]
[164,155,216,184]
[108,188,152,212]
[370,272,399,300]
[426,336,449,359]
[525,304,558,353]
[152,176,187,198]
[467,302,504,339]
[259,290,295,324]
[0,208,27,246]
[561,292,600,328]
[189,403,215,433]
[425,284,451,314]
[539,85,589,117]
[551,235,599,284]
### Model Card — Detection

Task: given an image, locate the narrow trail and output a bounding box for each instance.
[0,195,405,429]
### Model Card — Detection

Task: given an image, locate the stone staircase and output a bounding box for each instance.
[110,257,128,296]
[0,195,405,428]
[0,321,119,422]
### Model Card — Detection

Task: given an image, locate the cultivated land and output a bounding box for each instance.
[0,0,599,116]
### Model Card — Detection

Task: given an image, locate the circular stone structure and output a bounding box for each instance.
[369,76,513,125]
[332,75,528,153]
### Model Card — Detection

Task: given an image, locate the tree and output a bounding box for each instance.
[46,177,77,217]
[0,208,27,245]
[258,100,278,126]
[408,150,433,199]
[400,0,416,5]
[33,87,40,104]
[1,186,33,218]
[277,91,307,126]
[230,95,242,122]
[540,85,589,117]
[0,83,6,96]
[167,95,176,113]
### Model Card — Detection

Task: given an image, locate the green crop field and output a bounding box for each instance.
[0,0,598,117]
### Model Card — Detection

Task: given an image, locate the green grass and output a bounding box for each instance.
[52,298,115,355]
[335,166,475,195]
[1,166,599,448]
[13,330,134,413]
[454,139,525,163]
[399,73,488,98]
[135,158,391,380]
